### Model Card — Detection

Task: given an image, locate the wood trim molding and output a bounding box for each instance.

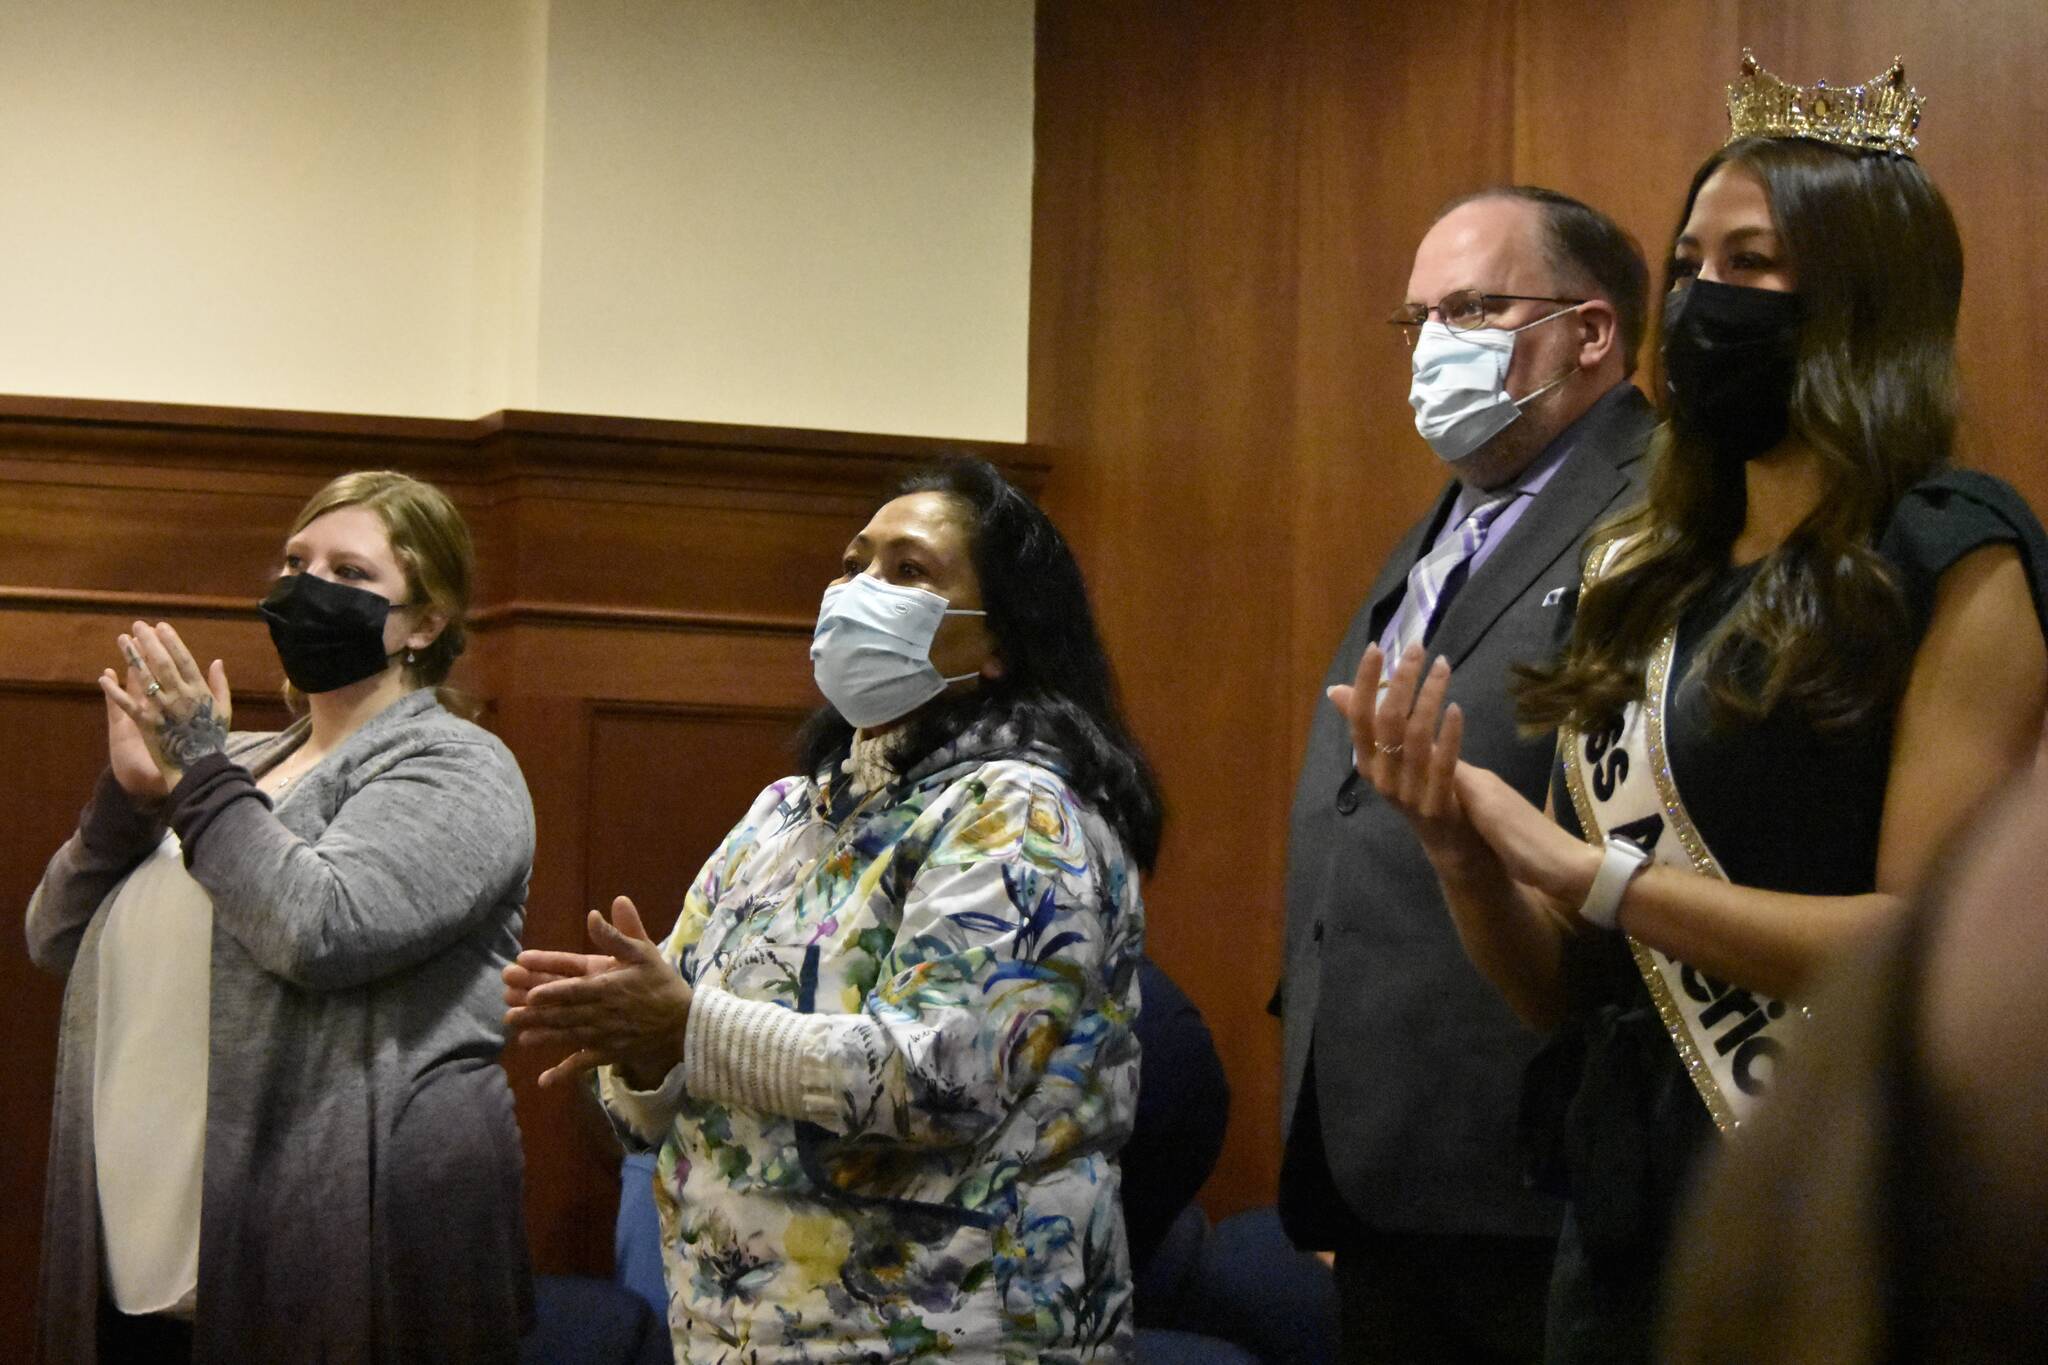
[468,601,813,636]
[0,589,816,637]
[0,392,1039,694]
[0,585,259,620]
[0,393,485,439]
[0,394,1049,493]
[587,697,814,723]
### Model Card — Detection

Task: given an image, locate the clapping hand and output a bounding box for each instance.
[503,896,694,1090]
[1329,641,1478,860]
[99,620,232,791]
[1331,641,1597,904]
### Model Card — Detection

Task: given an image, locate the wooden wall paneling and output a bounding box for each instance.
[1512,0,1739,370]
[580,704,812,947]
[0,472,311,603]
[506,700,813,1276]
[0,686,124,1338]
[1289,0,1520,768]
[0,407,493,702]
[489,489,856,623]
[0,400,1043,617]
[482,421,987,631]
[0,454,384,637]
[478,618,817,711]
[0,602,281,694]
[492,693,611,1278]
[0,686,292,1335]
[1032,1,1306,1219]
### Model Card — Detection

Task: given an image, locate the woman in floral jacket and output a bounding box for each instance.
[507,458,1163,1363]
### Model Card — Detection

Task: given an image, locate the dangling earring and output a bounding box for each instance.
[405,648,417,666]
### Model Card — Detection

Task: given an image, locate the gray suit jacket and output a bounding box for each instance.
[1278,383,1655,1241]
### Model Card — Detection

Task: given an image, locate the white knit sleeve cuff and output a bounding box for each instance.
[597,1059,690,1146]
[682,985,863,1129]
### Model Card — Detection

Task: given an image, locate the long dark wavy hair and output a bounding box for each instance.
[1517,136,1964,733]
[797,457,1165,870]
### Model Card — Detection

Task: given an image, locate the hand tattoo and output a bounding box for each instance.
[158,698,228,769]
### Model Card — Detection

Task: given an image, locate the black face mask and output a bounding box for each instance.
[1662,278,1803,466]
[259,573,403,694]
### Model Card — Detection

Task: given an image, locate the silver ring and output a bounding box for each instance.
[144,681,163,697]
[1373,740,1403,757]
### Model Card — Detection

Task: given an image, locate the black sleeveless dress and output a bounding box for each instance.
[1527,469,2048,1363]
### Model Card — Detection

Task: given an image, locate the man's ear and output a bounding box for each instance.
[1577,298,1621,371]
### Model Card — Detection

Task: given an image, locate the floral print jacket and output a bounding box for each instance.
[600,722,1144,1363]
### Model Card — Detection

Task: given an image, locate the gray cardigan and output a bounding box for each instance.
[27,689,536,1364]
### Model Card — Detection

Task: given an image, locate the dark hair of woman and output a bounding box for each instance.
[797,456,1166,870]
[1516,136,1965,733]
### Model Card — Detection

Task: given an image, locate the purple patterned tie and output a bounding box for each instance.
[1378,492,1520,682]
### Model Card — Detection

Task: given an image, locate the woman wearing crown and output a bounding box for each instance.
[1334,53,2048,1360]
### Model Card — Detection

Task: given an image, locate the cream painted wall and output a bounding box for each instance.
[0,0,1033,439]
[463,0,553,416]
[0,0,539,418]
[533,2,1034,439]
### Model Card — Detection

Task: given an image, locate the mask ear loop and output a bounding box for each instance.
[1506,299,1589,335]
[935,606,990,685]
[1507,302,1592,411]
[1512,368,1575,410]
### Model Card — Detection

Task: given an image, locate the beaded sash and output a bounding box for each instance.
[1556,544,1806,1132]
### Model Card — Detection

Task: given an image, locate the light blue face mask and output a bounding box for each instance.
[1407,307,1583,463]
[810,574,987,729]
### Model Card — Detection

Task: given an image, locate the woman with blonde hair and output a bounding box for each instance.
[27,471,536,1363]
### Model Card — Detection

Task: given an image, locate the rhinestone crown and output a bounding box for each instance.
[1726,49,1923,156]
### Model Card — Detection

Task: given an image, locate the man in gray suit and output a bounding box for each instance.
[1277,187,1654,1362]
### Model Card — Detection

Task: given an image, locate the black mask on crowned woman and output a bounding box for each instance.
[1662,277,1803,465]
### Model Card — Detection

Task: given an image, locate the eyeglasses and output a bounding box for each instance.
[1388,290,1586,346]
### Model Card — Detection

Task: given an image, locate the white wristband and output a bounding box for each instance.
[1579,836,1651,931]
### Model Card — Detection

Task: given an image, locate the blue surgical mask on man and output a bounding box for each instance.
[810,574,987,729]
[1407,304,1585,463]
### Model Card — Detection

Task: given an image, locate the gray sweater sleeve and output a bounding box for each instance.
[170,737,535,991]
[24,769,167,975]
